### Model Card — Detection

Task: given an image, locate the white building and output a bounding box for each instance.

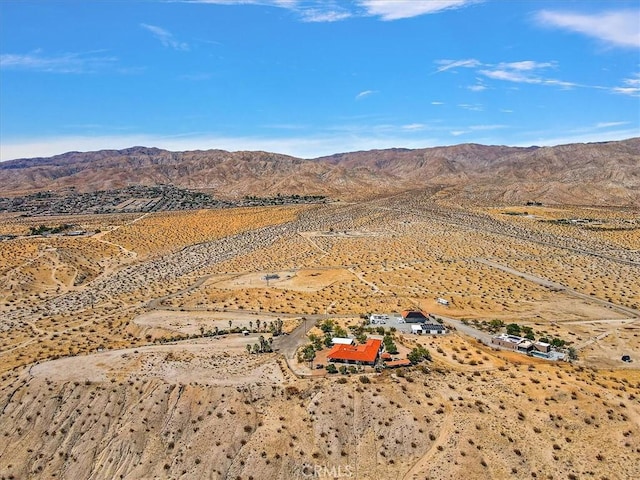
[422,323,447,335]
[332,337,355,345]
[369,314,389,325]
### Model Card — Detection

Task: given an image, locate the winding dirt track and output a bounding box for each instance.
[473,257,640,319]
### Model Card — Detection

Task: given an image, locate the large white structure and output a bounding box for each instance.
[332,337,355,345]
[369,314,389,325]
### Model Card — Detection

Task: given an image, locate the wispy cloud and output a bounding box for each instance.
[535,9,640,49]
[436,58,582,90]
[298,8,351,22]
[595,121,629,129]
[402,123,426,131]
[435,58,481,73]
[431,101,444,105]
[457,103,483,111]
[141,24,189,50]
[184,0,478,22]
[611,73,640,96]
[184,0,350,22]
[0,50,117,73]
[479,61,569,86]
[358,0,481,21]
[356,89,376,100]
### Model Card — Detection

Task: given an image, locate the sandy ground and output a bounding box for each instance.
[30,336,284,386]
[133,309,300,336]
[1,198,639,479]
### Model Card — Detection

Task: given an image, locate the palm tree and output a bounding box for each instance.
[249,320,253,331]
[246,344,252,355]
[229,320,233,329]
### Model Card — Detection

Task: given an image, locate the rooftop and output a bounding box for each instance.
[327,339,383,363]
[401,310,428,319]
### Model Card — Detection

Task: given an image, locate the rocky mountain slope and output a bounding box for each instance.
[1,138,639,206]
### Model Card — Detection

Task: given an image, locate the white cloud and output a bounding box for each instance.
[435,58,481,73]
[183,0,482,22]
[0,50,117,73]
[356,90,376,100]
[467,84,486,92]
[140,24,189,51]
[185,0,351,22]
[536,9,640,49]
[611,74,640,96]
[358,0,480,20]
[299,8,351,22]
[595,121,629,129]
[457,103,483,111]
[431,101,444,105]
[402,123,426,131]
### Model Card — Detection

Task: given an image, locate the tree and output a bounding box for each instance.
[567,347,578,361]
[301,344,316,363]
[229,320,233,329]
[319,319,335,334]
[383,334,398,355]
[334,326,348,338]
[488,319,504,333]
[249,320,253,331]
[326,363,338,374]
[408,346,432,364]
[506,323,521,336]
[246,344,252,355]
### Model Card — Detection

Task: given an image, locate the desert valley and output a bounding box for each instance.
[0,139,639,480]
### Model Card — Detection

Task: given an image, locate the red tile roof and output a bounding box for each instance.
[327,339,382,363]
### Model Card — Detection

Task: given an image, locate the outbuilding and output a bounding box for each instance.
[401,310,429,323]
[332,337,355,346]
[422,323,446,335]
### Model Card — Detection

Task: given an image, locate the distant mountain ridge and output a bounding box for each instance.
[1,139,639,206]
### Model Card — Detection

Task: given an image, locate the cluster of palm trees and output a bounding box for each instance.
[246,335,273,354]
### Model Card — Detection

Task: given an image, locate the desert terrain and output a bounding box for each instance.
[1,188,639,479]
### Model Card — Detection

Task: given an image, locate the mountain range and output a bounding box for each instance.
[1,138,639,206]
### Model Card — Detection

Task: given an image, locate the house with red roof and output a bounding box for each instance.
[326,338,383,365]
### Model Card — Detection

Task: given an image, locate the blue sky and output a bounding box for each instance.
[1,0,639,160]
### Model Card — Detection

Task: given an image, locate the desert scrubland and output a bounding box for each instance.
[1,193,639,479]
